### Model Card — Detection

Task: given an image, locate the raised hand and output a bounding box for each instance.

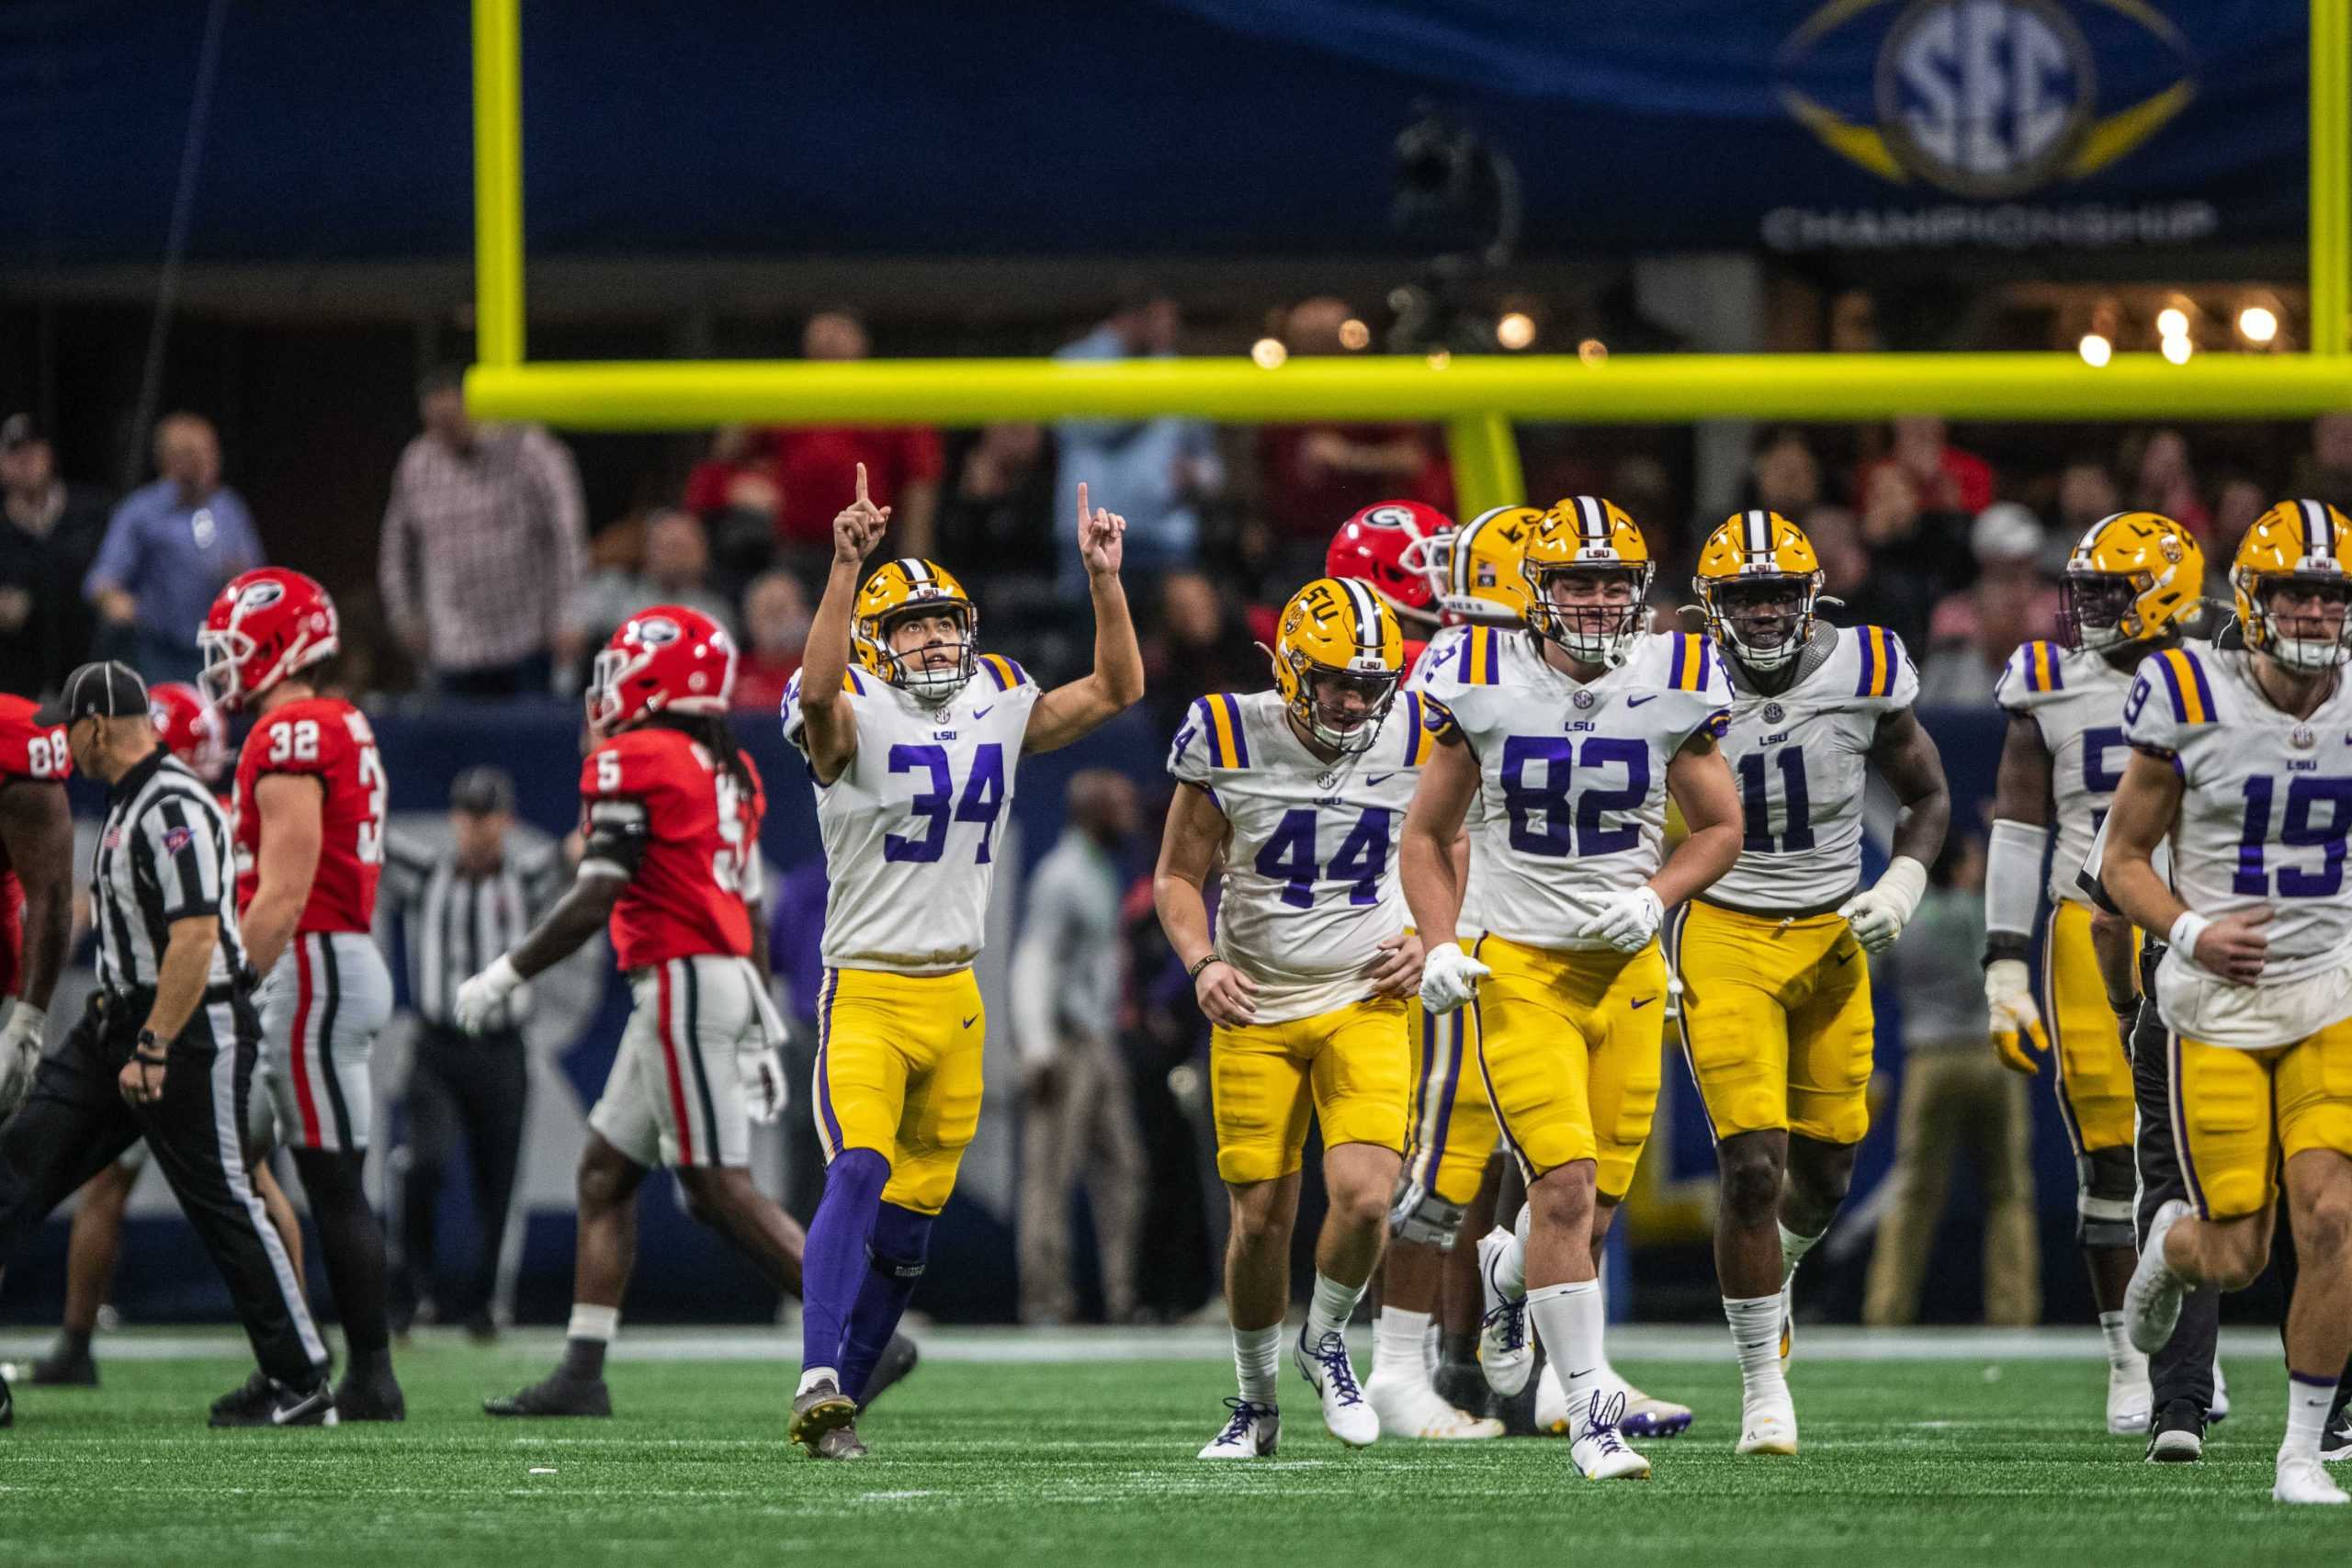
[1075,480,1126,578]
[834,461,892,566]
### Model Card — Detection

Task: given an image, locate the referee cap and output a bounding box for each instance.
[35,660,151,727]
[449,764,516,816]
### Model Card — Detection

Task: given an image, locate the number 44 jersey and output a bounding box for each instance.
[1169,687,1442,1023]
[783,658,1039,976]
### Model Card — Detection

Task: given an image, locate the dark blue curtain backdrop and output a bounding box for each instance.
[0,2,2305,265]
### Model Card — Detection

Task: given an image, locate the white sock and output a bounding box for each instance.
[1778,1221,1823,1288]
[1306,1270,1366,1345]
[1724,1294,1789,1400]
[1591,1276,1624,1391]
[567,1303,619,1342]
[797,1365,838,1396]
[1373,1305,1432,1386]
[1233,1324,1283,1406]
[1493,1206,1530,1298]
[2098,1311,2145,1372]
[2284,1371,2335,1461]
[1525,1280,1604,1427]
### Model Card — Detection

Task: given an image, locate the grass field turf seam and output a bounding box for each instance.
[0,1344,2342,1567]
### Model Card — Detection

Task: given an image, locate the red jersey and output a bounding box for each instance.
[580,725,765,971]
[232,695,386,933]
[0,695,71,999]
[1401,637,1430,679]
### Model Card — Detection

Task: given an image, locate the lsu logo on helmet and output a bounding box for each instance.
[1693,510,1825,672]
[1523,496,1654,669]
[2059,511,2204,652]
[2232,500,2352,672]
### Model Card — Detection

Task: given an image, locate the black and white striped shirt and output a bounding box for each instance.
[92,748,245,994]
[381,832,567,1031]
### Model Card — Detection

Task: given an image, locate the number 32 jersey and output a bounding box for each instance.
[232,695,386,932]
[2126,643,2352,1044]
[1169,687,1439,1024]
[1995,638,2136,906]
[581,725,766,971]
[1709,624,1916,913]
[783,657,1039,976]
[1417,627,1727,952]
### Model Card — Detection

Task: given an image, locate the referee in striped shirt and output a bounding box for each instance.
[381,766,564,1337]
[0,662,329,1429]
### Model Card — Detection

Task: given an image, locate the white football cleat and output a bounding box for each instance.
[1365,1373,1503,1440]
[1568,1391,1651,1481]
[2210,1358,2230,1424]
[1736,1394,1799,1456]
[1474,1229,1533,1397]
[2274,1453,2351,1506]
[1535,1360,1570,1434]
[2105,1358,2154,1435]
[1295,1328,1379,1449]
[1197,1397,1279,1459]
[2125,1201,2192,1355]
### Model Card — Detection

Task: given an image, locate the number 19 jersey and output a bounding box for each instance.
[1169,687,1439,1023]
[1995,638,2137,906]
[783,656,1038,976]
[1416,626,1728,952]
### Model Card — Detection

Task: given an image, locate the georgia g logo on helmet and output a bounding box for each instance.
[635,615,683,648]
[237,579,286,614]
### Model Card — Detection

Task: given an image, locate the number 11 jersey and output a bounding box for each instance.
[783,657,1039,976]
[1169,687,1441,1023]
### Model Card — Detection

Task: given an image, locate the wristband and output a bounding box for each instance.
[1187,953,1223,982]
[2167,909,2212,956]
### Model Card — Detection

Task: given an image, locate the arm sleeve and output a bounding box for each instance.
[1007,860,1072,1069]
[2075,814,2119,914]
[142,796,224,922]
[578,740,656,880]
[1984,817,2050,939]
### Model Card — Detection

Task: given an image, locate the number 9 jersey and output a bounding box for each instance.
[782,656,1038,975]
[232,695,386,931]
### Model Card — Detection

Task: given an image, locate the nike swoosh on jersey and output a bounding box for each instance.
[973,705,993,719]
[1835,948,1858,965]
[962,1013,979,1028]
[1630,995,1657,1009]
[1365,773,1396,786]
[1625,694,1658,706]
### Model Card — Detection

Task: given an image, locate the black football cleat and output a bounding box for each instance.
[2145,1397,2205,1463]
[2323,1404,2352,1464]
[812,1419,870,1461]
[334,1366,406,1423]
[209,1376,337,1427]
[1,1367,13,1428]
[29,1343,98,1388]
[860,1335,920,1411]
[484,1373,612,1418]
[1432,1357,1496,1424]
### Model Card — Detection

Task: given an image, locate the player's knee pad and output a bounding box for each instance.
[1385,1175,1467,1248]
[867,1200,933,1280]
[2076,1146,2137,1250]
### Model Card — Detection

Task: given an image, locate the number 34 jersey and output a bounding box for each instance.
[783,657,1039,976]
[581,724,766,972]
[1416,627,1728,953]
[1709,624,1917,913]
[1995,638,2136,906]
[1169,687,1441,1024]
[2126,644,2352,1043]
[232,695,386,932]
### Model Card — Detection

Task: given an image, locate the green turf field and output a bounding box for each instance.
[0,1331,2342,1567]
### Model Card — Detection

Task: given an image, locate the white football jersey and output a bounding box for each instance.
[1408,623,1493,939]
[1169,686,1438,1024]
[2126,643,2352,1047]
[1709,623,1916,912]
[1996,638,2139,905]
[782,654,1041,975]
[1417,626,1729,952]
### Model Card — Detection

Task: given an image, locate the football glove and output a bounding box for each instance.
[1578,886,1664,953]
[0,1002,46,1115]
[738,1047,787,1124]
[1984,958,2050,1075]
[455,955,526,1035]
[1838,855,1928,953]
[1419,942,1491,1015]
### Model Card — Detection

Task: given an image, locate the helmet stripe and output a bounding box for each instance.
[1745,509,1770,558]
[1576,495,1605,546]
[1339,578,1383,655]
[2301,499,2328,566]
[899,558,932,585]
[1451,512,1487,597]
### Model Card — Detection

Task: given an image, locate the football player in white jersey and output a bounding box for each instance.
[1402,497,1745,1482]
[1983,510,2207,1434]
[1682,510,1949,1455]
[1159,577,1435,1457]
[2106,500,2352,1506]
[783,468,1142,1459]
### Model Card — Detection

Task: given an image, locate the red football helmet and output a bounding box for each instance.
[149,682,229,783]
[1327,500,1453,624]
[198,568,340,713]
[588,604,737,732]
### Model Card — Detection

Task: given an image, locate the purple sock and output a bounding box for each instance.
[799,1148,889,1376]
[840,1201,932,1401]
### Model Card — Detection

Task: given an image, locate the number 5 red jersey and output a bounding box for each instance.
[232,695,387,932]
[580,725,765,971]
[0,694,72,999]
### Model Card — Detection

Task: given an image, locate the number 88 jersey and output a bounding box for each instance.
[232,694,386,931]
[582,723,767,971]
[1170,687,1440,1024]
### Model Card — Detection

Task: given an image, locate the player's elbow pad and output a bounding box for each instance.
[1984,818,2047,942]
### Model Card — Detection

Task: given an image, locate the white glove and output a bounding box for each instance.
[0,1002,47,1115]
[1838,855,1928,953]
[1984,957,2050,1075]
[1578,886,1664,953]
[1419,942,1491,1015]
[738,1047,787,1124]
[455,955,525,1035]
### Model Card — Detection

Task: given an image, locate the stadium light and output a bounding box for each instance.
[2156,306,2191,339]
[2162,334,2195,365]
[1339,319,1372,350]
[2078,334,2113,367]
[1496,312,1537,351]
[1250,338,1288,369]
[1577,338,1608,367]
[2239,304,2281,344]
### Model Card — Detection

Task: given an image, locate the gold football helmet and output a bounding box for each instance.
[1523,496,1654,668]
[1692,510,1824,672]
[852,558,978,703]
[2233,500,2352,671]
[2059,511,2204,653]
[1431,505,1540,625]
[1272,576,1405,754]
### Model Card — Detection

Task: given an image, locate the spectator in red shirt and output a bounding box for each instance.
[1256,298,1452,559]
[768,311,943,562]
[731,570,811,715]
[1857,415,1995,519]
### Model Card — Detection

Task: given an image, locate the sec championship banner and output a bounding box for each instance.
[0,1,2305,263]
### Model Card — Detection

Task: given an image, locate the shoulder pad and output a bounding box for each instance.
[1852,626,1910,700]
[1664,631,1721,694]
[1390,691,1448,767]
[1192,694,1252,770]
[1995,638,2065,708]
[976,653,1033,693]
[2147,645,2220,727]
